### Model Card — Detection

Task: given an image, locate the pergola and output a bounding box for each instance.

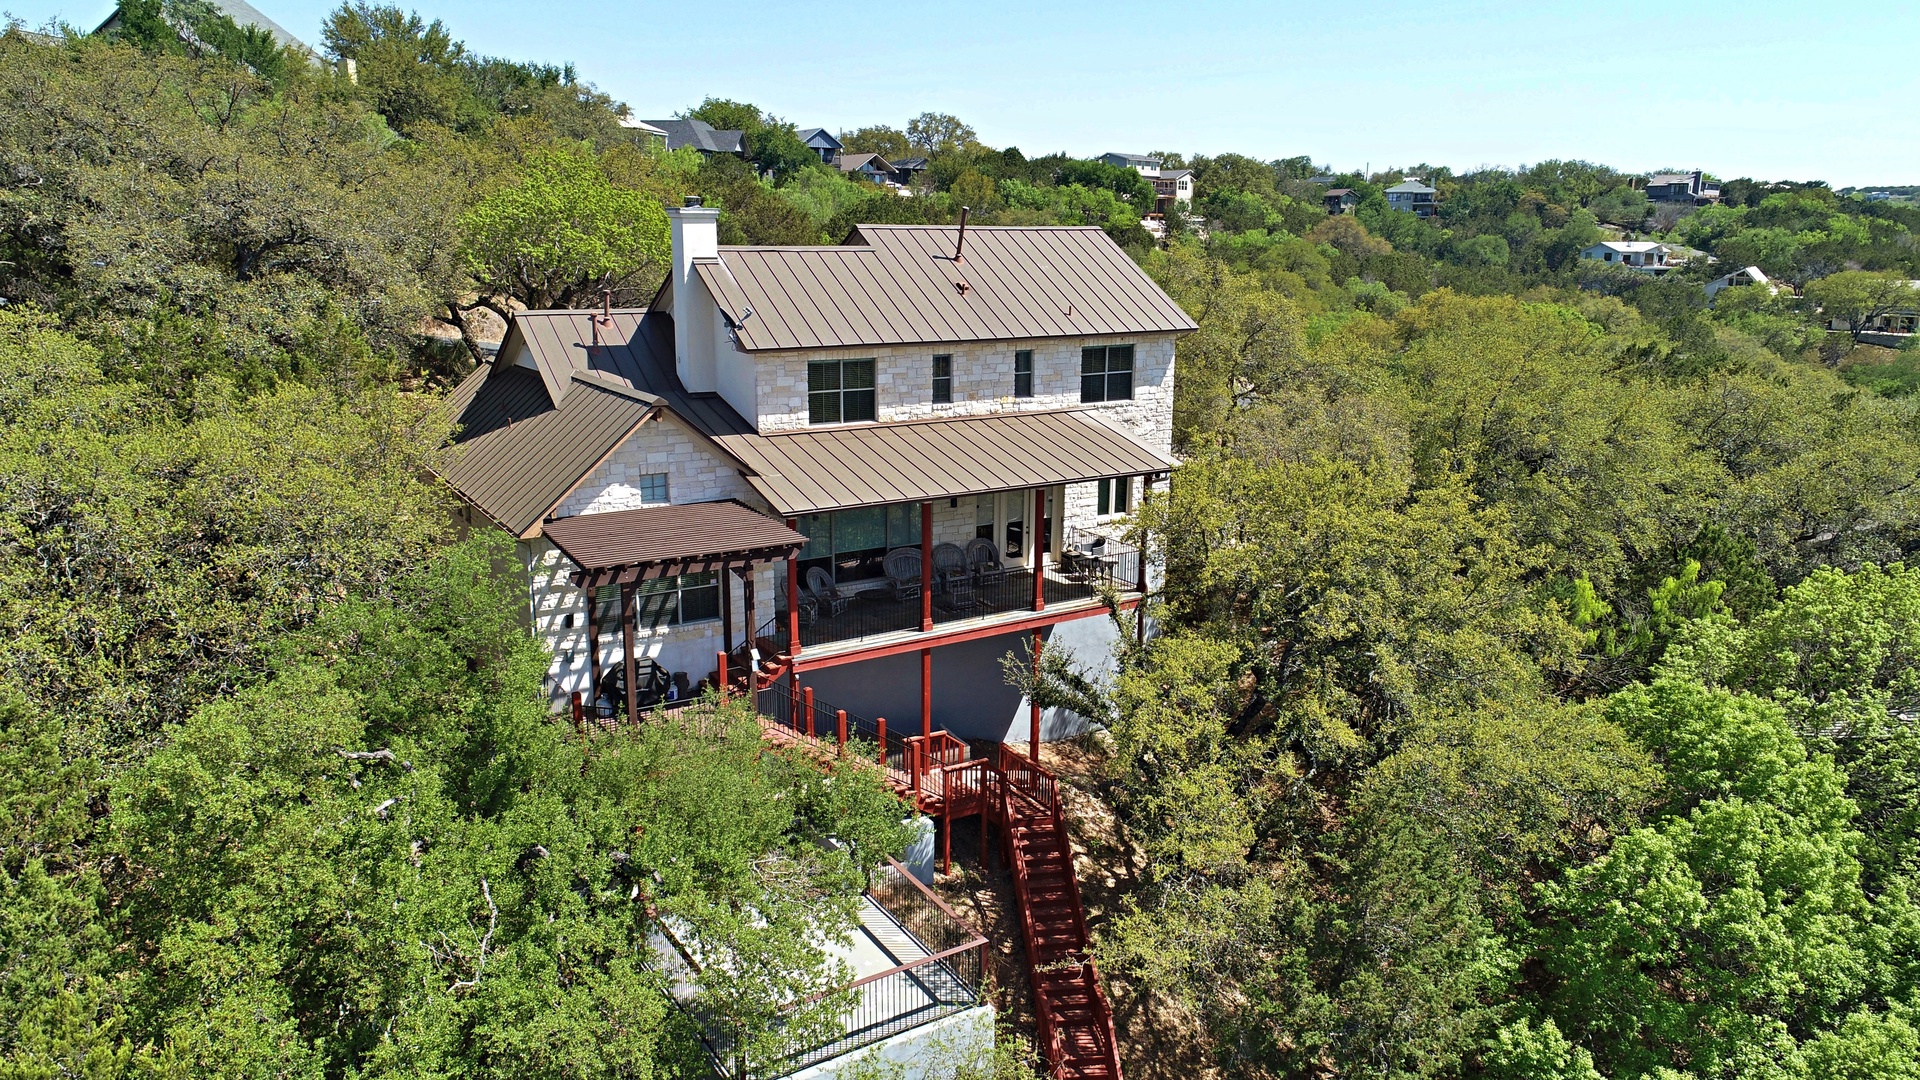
[544,501,806,719]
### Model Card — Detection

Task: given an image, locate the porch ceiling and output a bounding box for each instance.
[713,409,1176,517]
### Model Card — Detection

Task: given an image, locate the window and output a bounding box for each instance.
[808,359,876,424]
[1080,344,1134,403]
[594,573,720,630]
[637,472,669,503]
[932,354,953,404]
[1013,350,1033,398]
[1096,477,1132,517]
[976,494,995,540]
[796,504,922,584]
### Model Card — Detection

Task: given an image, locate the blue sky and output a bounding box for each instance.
[13,0,1915,187]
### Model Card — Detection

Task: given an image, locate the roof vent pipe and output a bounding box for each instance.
[954,206,970,262]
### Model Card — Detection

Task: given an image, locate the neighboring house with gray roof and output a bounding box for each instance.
[644,118,746,157]
[835,152,898,186]
[1647,170,1721,204]
[798,127,842,163]
[438,202,1194,759]
[94,0,319,58]
[1385,179,1438,217]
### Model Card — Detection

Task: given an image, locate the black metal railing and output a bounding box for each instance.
[749,859,987,1077]
[1062,526,1143,592]
[769,564,1126,653]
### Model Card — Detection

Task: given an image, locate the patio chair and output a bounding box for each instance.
[965,536,1007,587]
[883,546,923,601]
[932,542,969,592]
[805,566,850,617]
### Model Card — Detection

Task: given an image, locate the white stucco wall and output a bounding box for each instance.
[747,332,1178,455]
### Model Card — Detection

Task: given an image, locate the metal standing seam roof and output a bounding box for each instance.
[439,364,655,536]
[543,501,805,586]
[693,225,1197,352]
[712,410,1177,517]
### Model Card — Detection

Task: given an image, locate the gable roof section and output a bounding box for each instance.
[645,119,745,154]
[712,410,1176,516]
[438,308,757,534]
[837,152,893,173]
[798,128,842,150]
[1386,180,1436,194]
[440,364,654,536]
[692,224,1197,352]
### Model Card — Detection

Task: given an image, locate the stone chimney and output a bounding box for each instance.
[666,196,720,392]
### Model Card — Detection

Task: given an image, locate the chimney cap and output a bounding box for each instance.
[684,195,703,207]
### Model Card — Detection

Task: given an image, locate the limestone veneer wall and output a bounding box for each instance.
[749,332,1178,455]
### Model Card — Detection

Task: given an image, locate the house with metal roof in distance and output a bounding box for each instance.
[1578,239,1677,275]
[798,128,843,164]
[1646,170,1721,205]
[1384,178,1438,217]
[836,152,901,187]
[644,118,747,157]
[1097,152,1194,233]
[890,156,930,186]
[1323,188,1360,215]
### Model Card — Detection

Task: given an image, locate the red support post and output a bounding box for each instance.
[1032,488,1046,612]
[921,501,934,632]
[570,691,584,733]
[785,522,802,656]
[920,647,933,742]
[1030,629,1043,761]
[941,812,952,876]
[876,716,887,768]
[715,650,728,701]
[804,686,815,738]
[836,709,848,753]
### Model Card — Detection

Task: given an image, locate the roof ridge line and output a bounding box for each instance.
[569,370,662,405]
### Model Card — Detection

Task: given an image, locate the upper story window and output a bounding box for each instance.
[809,359,876,424]
[637,472,669,503]
[1014,350,1033,398]
[1096,476,1132,517]
[1081,344,1134,403]
[932,354,953,404]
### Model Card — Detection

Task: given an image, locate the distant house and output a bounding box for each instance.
[618,116,669,152]
[1101,152,1194,222]
[1306,173,1342,186]
[644,119,747,157]
[836,152,898,186]
[1704,265,1777,301]
[1646,171,1721,205]
[1099,152,1162,172]
[1579,240,1675,275]
[891,156,930,186]
[1824,281,1920,344]
[1385,179,1438,217]
[797,128,842,165]
[1324,188,1360,215]
[93,0,318,59]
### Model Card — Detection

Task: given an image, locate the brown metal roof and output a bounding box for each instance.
[543,501,805,587]
[440,364,655,536]
[713,410,1176,516]
[510,308,755,440]
[694,225,1197,352]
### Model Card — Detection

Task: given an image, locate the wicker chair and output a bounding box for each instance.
[932,542,970,594]
[805,566,850,617]
[883,547,923,601]
[965,536,1007,587]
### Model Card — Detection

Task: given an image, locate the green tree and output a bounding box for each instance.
[457,147,670,330]
[1806,270,1920,345]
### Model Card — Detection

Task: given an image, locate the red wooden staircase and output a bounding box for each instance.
[993,746,1123,1079]
[746,677,1122,1079]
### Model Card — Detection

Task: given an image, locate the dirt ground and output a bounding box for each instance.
[930,738,1220,1079]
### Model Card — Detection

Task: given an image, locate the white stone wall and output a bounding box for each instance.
[525,535,781,707]
[553,414,761,518]
[750,332,1179,455]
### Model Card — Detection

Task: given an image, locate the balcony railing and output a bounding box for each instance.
[764,534,1142,654]
[690,858,989,1079]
